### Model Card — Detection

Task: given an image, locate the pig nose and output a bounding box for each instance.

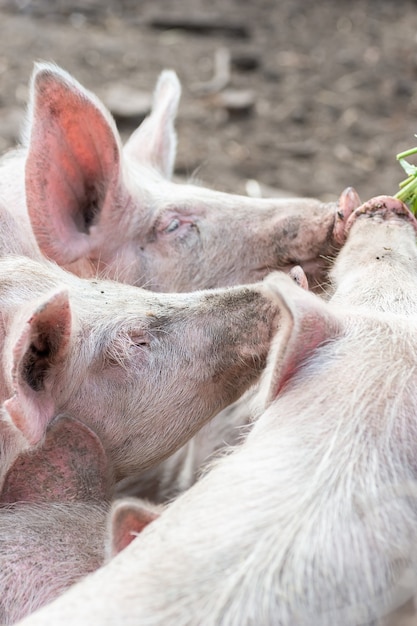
[345,195,417,235]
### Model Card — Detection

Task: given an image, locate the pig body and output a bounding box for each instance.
[0,501,108,625]
[17,197,417,626]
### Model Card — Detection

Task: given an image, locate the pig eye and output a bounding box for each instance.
[129,333,150,349]
[104,332,150,368]
[164,218,180,233]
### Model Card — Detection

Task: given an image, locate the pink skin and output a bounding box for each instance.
[0,415,114,624]
[0,415,114,505]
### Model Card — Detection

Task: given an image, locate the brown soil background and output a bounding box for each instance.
[0,0,416,203]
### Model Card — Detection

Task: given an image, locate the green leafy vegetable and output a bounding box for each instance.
[395,138,417,215]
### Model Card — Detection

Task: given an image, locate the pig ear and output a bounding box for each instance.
[3,290,72,445]
[333,186,362,245]
[0,415,113,504]
[261,273,341,406]
[25,62,123,266]
[124,70,181,179]
[107,498,160,558]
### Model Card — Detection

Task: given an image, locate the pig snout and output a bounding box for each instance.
[199,278,282,388]
[277,186,360,291]
[345,195,417,235]
[329,193,417,313]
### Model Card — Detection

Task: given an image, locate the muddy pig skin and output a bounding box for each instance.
[16,196,417,626]
[0,62,359,292]
[0,250,280,481]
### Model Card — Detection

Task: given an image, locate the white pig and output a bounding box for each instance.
[17,196,417,626]
[0,62,359,292]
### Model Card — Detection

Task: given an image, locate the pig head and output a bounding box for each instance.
[0,62,360,292]
[0,254,280,481]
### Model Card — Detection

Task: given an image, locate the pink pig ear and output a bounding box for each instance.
[4,290,72,445]
[124,70,181,180]
[25,62,123,266]
[261,273,341,406]
[107,498,161,559]
[0,415,113,505]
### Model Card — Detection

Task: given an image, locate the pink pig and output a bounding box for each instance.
[0,64,360,502]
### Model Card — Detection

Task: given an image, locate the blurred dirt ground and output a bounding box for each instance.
[0,0,416,203]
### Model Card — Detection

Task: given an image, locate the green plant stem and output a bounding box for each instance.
[394,177,417,202]
[396,147,417,160]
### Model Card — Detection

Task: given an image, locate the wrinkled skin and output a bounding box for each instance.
[18,197,417,626]
[0,62,360,293]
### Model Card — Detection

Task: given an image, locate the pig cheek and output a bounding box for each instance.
[142,229,204,292]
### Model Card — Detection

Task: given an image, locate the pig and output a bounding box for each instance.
[0,413,159,624]
[16,196,417,626]
[0,248,281,481]
[0,61,360,293]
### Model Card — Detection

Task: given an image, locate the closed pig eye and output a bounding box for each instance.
[155,212,197,239]
[129,333,150,349]
[103,332,150,369]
